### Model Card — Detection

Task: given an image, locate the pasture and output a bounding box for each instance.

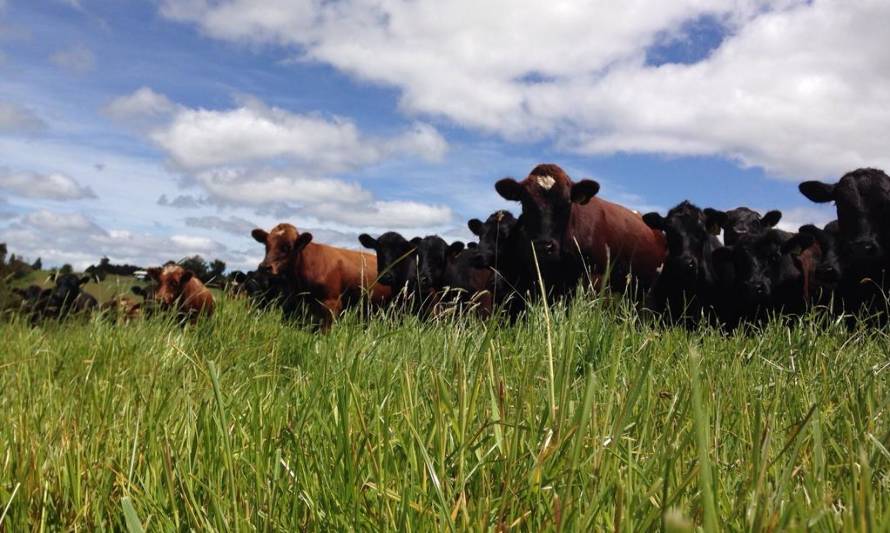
[1,279,888,530]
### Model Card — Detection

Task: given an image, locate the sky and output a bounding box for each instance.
[1,0,887,271]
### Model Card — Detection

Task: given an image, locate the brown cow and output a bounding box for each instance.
[252,223,391,327]
[146,264,214,322]
[494,163,666,295]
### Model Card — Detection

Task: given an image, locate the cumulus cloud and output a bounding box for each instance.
[184,214,257,236]
[161,0,890,178]
[50,44,96,74]
[0,209,230,270]
[157,193,205,208]
[108,88,455,230]
[0,101,47,134]
[105,87,178,121]
[150,96,447,171]
[0,168,97,200]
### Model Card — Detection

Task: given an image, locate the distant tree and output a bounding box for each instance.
[209,259,226,279]
[0,243,7,266]
[179,255,210,282]
[31,258,42,271]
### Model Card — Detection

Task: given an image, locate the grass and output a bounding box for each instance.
[0,287,889,530]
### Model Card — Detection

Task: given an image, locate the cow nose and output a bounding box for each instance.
[685,258,697,272]
[752,282,767,296]
[853,239,880,257]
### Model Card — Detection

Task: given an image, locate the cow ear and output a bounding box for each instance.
[146,267,161,281]
[295,232,313,252]
[468,219,483,236]
[447,241,465,258]
[79,276,90,286]
[799,181,836,203]
[642,212,665,230]
[358,233,378,250]
[781,233,815,256]
[570,179,600,205]
[251,228,269,244]
[704,208,727,235]
[762,210,782,227]
[180,271,194,285]
[798,224,823,238]
[495,178,524,202]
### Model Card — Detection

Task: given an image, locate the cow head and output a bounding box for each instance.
[48,273,90,309]
[495,164,599,262]
[799,168,890,268]
[147,264,195,307]
[359,231,417,288]
[712,230,809,307]
[643,201,719,284]
[409,235,451,291]
[467,210,520,269]
[252,224,313,276]
[703,207,782,246]
[798,222,843,288]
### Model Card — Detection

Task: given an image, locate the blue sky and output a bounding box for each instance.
[1,0,886,270]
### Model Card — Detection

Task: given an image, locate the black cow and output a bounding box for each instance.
[44,274,97,319]
[440,241,494,317]
[359,232,417,290]
[12,284,51,323]
[797,222,843,306]
[466,210,529,315]
[712,230,814,327]
[642,201,723,326]
[799,168,890,316]
[703,207,782,246]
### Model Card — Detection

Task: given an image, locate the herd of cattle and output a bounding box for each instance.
[9,164,890,330]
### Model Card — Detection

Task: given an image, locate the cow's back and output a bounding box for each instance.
[298,243,389,302]
[570,197,666,285]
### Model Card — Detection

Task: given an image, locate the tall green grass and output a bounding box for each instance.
[0,293,888,530]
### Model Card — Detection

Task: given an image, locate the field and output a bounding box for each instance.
[1,281,889,530]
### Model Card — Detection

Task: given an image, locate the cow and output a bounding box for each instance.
[703,207,783,246]
[11,284,51,323]
[44,274,97,320]
[642,201,723,326]
[796,222,843,308]
[359,232,417,291]
[441,241,494,317]
[799,168,890,316]
[131,284,160,317]
[712,229,814,327]
[254,223,389,327]
[236,269,299,316]
[466,210,530,317]
[100,295,143,322]
[145,264,214,323]
[494,164,666,297]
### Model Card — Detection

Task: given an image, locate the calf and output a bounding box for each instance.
[145,264,214,323]
[254,223,389,327]
[642,201,723,326]
[359,232,417,291]
[441,242,494,317]
[712,230,814,327]
[44,274,97,320]
[494,164,665,297]
[799,168,890,316]
[466,210,529,316]
[703,207,782,245]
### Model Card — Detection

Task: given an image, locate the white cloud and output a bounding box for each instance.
[184,214,257,236]
[105,87,178,121]
[775,206,836,234]
[161,0,890,179]
[0,101,46,134]
[194,167,371,206]
[306,199,452,229]
[150,96,446,171]
[50,44,96,74]
[1,209,231,270]
[0,168,97,200]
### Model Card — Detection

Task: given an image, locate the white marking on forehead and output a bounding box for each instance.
[535,175,556,190]
[496,211,505,222]
[272,228,288,236]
